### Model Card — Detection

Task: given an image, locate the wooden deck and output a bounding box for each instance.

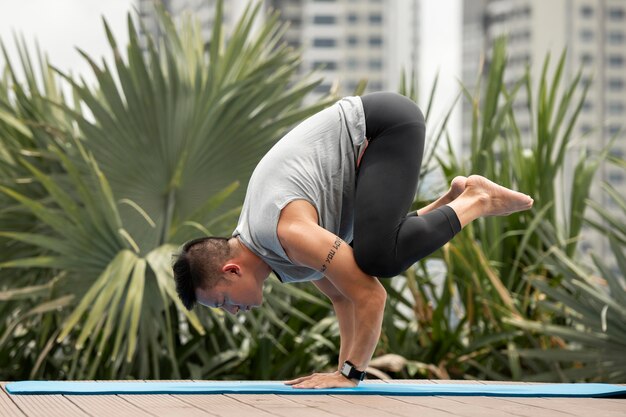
[1,380,624,417]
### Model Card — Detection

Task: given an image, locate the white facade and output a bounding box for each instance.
[269,0,420,98]
[140,0,421,99]
[462,0,626,271]
[138,0,257,47]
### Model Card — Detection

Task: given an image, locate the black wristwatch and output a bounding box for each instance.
[340,360,366,383]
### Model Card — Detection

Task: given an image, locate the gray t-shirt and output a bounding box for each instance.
[232,96,367,283]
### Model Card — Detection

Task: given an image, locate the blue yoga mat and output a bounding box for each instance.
[6,381,626,397]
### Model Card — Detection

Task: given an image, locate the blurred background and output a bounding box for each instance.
[2,0,623,269]
[0,0,624,383]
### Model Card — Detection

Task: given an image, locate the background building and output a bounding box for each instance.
[140,0,421,99]
[138,0,255,48]
[461,0,626,271]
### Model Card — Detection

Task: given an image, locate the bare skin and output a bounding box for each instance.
[196,174,533,389]
[417,175,467,216]
[282,174,533,389]
[447,175,534,228]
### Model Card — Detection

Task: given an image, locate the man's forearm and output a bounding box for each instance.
[333,298,355,369]
[346,296,385,371]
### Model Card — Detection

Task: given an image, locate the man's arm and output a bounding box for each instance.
[312,277,355,369]
[278,201,386,388]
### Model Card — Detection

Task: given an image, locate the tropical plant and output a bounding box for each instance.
[508,154,626,382]
[375,37,624,382]
[2,4,623,383]
[0,0,334,380]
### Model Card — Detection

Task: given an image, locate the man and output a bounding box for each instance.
[173,92,533,389]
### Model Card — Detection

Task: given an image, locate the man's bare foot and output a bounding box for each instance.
[464,175,533,216]
[448,176,467,201]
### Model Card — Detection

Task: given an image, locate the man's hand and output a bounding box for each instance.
[284,371,357,389]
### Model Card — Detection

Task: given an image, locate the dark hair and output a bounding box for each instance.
[172,237,232,310]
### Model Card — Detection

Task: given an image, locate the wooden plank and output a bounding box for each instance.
[65,394,154,417]
[112,379,219,416]
[503,397,626,416]
[600,399,626,404]
[4,390,89,417]
[276,394,408,417]
[0,383,26,417]
[440,395,576,417]
[226,393,337,417]
[387,395,528,417]
[117,394,216,417]
[331,394,455,417]
[173,394,276,417]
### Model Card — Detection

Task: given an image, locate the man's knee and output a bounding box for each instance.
[361,92,425,132]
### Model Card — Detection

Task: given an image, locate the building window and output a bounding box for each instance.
[347,13,358,23]
[580,29,594,41]
[608,31,624,44]
[344,81,358,92]
[580,5,594,17]
[580,240,592,253]
[313,38,336,47]
[369,59,383,70]
[511,30,531,42]
[610,148,624,159]
[510,53,530,65]
[608,101,624,114]
[369,81,383,90]
[607,125,621,136]
[608,55,624,67]
[608,78,624,90]
[312,61,338,70]
[347,35,358,46]
[608,7,625,20]
[313,15,336,24]
[581,53,594,65]
[369,36,383,47]
[608,170,624,183]
[369,13,383,24]
[581,76,593,87]
[581,124,593,134]
[314,83,331,93]
[583,100,594,111]
[347,58,359,69]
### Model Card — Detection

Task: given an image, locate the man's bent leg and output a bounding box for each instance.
[354,92,464,278]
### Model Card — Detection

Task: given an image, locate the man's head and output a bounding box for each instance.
[172,237,268,314]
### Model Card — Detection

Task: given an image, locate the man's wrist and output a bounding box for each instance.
[340,360,366,383]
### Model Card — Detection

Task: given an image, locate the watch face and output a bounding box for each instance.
[341,362,351,376]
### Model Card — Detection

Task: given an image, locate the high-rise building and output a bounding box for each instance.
[138,0,256,48]
[139,0,421,99]
[462,0,626,271]
[280,0,420,98]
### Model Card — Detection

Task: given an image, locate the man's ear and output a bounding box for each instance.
[222,263,240,277]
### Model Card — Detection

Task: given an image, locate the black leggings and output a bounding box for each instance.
[353,92,461,278]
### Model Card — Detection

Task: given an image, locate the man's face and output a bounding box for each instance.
[195,272,263,315]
